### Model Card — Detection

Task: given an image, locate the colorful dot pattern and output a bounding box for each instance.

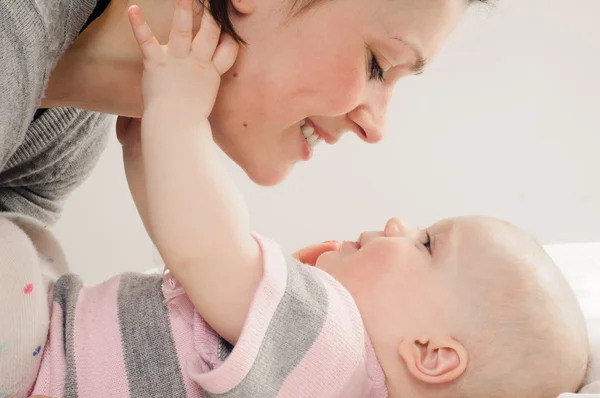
[0,222,56,397]
[24,283,34,294]
[0,343,42,396]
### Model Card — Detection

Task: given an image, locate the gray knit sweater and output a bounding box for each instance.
[0,0,111,224]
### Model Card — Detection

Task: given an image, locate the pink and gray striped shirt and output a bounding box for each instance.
[32,234,388,397]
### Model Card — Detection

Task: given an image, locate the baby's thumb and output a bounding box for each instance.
[213,34,239,76]
[293,241,341,266]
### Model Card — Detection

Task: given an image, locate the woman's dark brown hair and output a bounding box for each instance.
[205,0,490,44]
[203,0,321,44]
[203,0,245,43]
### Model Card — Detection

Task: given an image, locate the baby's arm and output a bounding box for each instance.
[142,117,262,344]
[117,116,153,239]
[127,2,260,344]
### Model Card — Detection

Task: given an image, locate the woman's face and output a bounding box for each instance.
[208,0,468,185]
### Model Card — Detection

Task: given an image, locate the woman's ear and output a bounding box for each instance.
[229,0,257,15]
[398,336,468,384]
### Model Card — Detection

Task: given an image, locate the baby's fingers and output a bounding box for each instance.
[128,6,162,60]
[167,0,194,58]
[192,7,221,61]
[212,34,239,76]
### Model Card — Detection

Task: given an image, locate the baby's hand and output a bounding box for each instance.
[293,241,341,266]
[127,0,238,118]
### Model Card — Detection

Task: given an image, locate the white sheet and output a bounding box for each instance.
[546,242,600,396]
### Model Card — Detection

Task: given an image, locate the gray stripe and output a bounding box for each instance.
[208,257,328,398]
[53,274,84,398]
[218,338,234,361]
[117,273,187,398]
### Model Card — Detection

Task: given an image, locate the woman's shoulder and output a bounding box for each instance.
[0,0,55,111]
[0,0,100,166]
[0,0,98,64]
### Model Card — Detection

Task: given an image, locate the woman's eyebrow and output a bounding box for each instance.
[391,35,427,74]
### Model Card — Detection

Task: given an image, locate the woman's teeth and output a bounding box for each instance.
[301,120,321,148]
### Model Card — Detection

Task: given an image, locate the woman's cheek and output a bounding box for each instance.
[319,61,366,115]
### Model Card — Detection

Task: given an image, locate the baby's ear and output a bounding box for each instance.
[398,336,468,384]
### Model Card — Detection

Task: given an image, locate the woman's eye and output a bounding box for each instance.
[369,54,385,82]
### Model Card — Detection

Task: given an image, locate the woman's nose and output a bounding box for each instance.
[346,85,392,144]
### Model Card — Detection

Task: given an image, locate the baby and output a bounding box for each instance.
[0,1,589,397]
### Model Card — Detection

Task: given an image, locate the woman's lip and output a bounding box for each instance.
[299,127,313,161]
[305,118,338,145]
[297,118,336,162]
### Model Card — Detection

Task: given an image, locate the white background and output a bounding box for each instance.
[54,0,600,283]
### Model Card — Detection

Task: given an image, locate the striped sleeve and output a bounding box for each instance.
[190,234,388,398]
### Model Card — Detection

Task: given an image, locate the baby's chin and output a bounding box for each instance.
[314,251,344,273]
[314,253,332,271]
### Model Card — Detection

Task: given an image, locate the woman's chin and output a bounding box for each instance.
[244,161,295,187]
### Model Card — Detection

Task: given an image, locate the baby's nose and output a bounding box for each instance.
[384,218,415,237]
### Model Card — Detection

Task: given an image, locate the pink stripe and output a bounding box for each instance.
[72,276,130,397]
[278,271,372,397]
[193,234,287,393]
[169,297,204,398]
[32,294,66,397]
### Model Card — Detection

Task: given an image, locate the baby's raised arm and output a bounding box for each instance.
[127,0,261,344]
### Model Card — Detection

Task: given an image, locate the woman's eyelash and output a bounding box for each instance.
[369,54,385,82]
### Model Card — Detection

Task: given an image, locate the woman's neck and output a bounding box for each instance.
[41,0,176,117]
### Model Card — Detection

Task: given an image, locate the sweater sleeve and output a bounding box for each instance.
[0,0,110,224]
[0,107,111,224]
[0,0,47,168]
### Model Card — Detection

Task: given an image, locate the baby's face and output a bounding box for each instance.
[315,216,512,385]
[317,216,588,396]
[315,216,487,333]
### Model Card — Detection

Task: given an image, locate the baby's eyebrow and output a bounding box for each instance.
[391,35,427,74]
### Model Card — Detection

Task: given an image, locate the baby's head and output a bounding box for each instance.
[316,216,589,397]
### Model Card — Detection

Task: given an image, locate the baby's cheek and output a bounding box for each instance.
[370,241,409,269]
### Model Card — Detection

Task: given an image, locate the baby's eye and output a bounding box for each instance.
[421,231,432,253]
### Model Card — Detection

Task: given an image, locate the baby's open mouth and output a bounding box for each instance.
[341,240,361,252]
